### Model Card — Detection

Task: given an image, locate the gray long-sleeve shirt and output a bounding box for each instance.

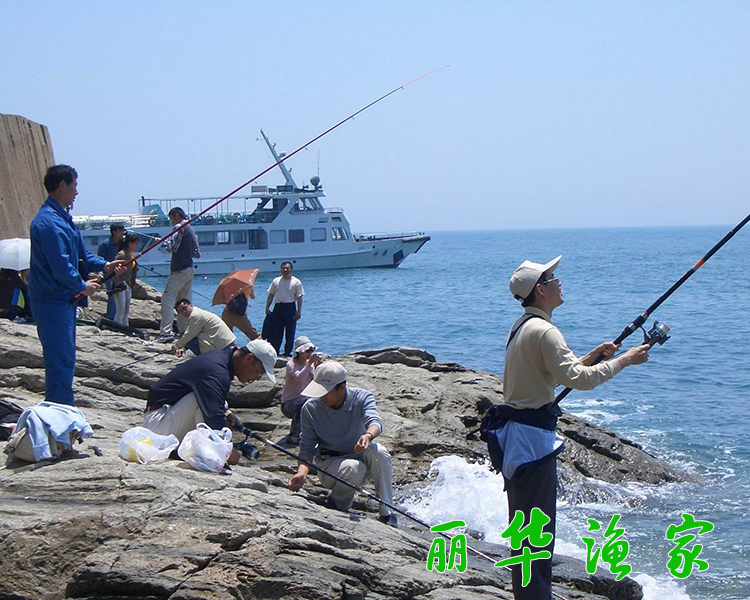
[299,386,383,458]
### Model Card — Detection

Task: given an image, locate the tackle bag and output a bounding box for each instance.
[3,402,93,464]
[178,424,233,473]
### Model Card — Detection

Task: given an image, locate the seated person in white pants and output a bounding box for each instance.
[143,339,277,442]
[287,361,398,528]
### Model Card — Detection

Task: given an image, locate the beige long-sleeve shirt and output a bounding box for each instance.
[503,307,622,410]
[174,306,237,354]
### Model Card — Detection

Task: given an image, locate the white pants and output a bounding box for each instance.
[113,286,132,326]
[143,392,203,442]
[160,267,194,336]
[318,443,394,516]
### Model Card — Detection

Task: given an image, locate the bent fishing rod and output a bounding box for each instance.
[75,67,448,301]
[233,422,571,600]
[554,212,750,405]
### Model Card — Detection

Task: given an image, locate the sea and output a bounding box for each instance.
[144,225,750,600]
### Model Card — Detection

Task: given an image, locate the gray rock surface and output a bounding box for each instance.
[0,313,686,600]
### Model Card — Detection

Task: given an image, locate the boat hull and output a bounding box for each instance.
[83,227,430,276]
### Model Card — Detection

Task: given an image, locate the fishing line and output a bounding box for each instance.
[136,262,215,304]
[234,423,571,600]
[77,67,448,300]
[554,212,750,405]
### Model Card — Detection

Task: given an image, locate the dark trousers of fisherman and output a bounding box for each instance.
[31,298,77,406]
[506,457,557,600]
[264,302,296,356]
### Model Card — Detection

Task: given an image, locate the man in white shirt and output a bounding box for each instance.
[262,261,304,356]
[171,299,237,357]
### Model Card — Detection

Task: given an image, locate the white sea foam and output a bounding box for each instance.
[403,455,693,600]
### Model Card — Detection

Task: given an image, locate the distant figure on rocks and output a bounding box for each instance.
[97,224,125,320]
[157,207,200,343]
[262,261,304,357]
[279,336,322,445]
[111,233,139,326]
[171,299,237,358]
[287,361,398,527]
[28,165,125,406]
[484,255,650,600]
[221,290,260,341]
[144,339,277,442]
[0,268,32,322]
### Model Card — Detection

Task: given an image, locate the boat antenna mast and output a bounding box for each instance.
[260,129,297,188]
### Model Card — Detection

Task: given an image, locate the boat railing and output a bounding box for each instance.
[324,207,345,214]
[354,232,428,242]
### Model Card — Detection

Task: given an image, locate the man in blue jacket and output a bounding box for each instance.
[28,165,125,406]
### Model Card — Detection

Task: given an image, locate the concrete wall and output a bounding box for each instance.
[0,114,56,239]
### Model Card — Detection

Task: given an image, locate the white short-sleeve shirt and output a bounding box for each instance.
[268,276,304,303]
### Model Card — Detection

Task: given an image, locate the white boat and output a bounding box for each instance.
[74,131,430,276]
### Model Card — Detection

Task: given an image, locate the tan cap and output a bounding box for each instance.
[509,255,562,301]
[302,361,347,398]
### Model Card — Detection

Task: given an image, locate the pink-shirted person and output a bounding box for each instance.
[279,336,321,445]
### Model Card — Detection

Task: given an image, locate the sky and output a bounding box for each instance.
[2,1,749,233]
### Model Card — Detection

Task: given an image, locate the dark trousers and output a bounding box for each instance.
[184,337,202,356]
[31,298,77,406]
[263,302,296,356]
[506,457,557,600]
[280,397,307,440]
[104,280,117,320]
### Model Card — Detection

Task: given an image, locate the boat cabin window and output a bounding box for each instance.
[311,228,326,242]
[332,216,342,222]
[289,229,304,243]
[248,229,268,250]
[292,197,318,212]
[270,230,286,244]
[232,231,247,245]
[197,231,215,246]
[217,231,231,245]
[331,227,349,241]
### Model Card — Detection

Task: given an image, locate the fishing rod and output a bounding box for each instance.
[554,212,750,405]
[76,67,448,300]
[233,422,571,600]
[77,349,173,386]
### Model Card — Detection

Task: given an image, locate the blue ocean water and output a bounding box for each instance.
[147,225,750,599]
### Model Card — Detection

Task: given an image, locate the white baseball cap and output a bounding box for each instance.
[302,361,347,398]
[245,339,277,383]
[509,255,562,301]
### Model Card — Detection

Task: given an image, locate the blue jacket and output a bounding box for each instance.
[28,197,107,302]
[97,238,119,262]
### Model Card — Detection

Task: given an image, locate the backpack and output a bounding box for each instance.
[4,426,81,464]
[227,293,248,316]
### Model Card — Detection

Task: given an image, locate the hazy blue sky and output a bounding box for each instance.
[3,1,749,232]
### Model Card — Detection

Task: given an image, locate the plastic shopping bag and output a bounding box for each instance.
[178,423,233,473]
[119,427,179,464]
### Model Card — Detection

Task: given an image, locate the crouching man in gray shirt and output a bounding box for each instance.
[287,361,397,527]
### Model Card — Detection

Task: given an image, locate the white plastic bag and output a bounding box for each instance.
[119,427,179,464]
[178,423,233,473]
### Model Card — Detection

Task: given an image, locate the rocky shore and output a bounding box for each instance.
[0,284,686,600]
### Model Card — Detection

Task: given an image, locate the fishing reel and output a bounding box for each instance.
[234,437,260,461]
[641,320,671,348]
